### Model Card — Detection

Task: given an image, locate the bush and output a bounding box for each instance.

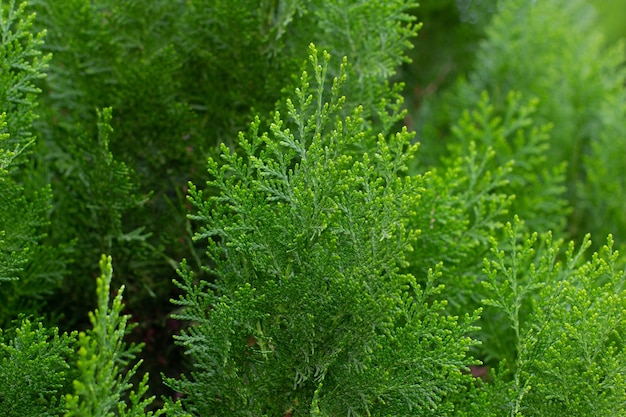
[414,0,626,246]
[1,0,625,415]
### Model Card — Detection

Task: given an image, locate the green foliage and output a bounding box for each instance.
[0,179,55,319]
[463,218,626,416]
[402,0,495,123]
[28,0,186,318]
[444,91,568,235]
[166,46,479,416]
[578,85,626,251]
[0,0,47,271]
[0,251,161,417]
[178,0,420,143]
[43,107,149,326]
[1,0,626,414]
[589,0,626,42]
[51,107,145,253]
[0,0,48,154]
[0,255,160,417]
[309,0,420,119]
[64,255,162,417]
[0,0,62,325]
[415,0,626,244]
[406,89,568,323]
[0,318,74,416]
[26,0,421,332]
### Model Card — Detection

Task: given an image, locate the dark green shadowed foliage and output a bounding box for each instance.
[0,0,63,325]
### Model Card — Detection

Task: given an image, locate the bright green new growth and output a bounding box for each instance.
[405,89,568,327]
[167,46,479,416]
[64,255,161,417]
[465,218,626,416]
[1,255,160,417]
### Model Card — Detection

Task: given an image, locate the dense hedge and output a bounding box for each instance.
[1,0,625,415]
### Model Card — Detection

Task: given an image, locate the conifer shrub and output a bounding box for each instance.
[24,0,421,334]
[0,0,61,326]
[64,255,162,417]
[414,0,626,247]
[0,317,73,416]
[458,220,626,416]
[1,0,626,415]
[164,46,479,415]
